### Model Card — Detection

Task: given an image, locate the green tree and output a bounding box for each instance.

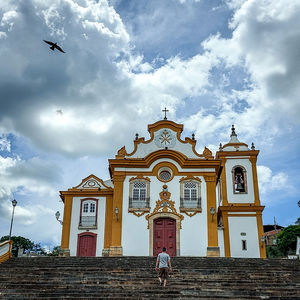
[295,217,300,225]
[266,245,283,258]
[0,235,34,257]
[276,225,300,256]
[32,243,47,256]
[48,246,61,256]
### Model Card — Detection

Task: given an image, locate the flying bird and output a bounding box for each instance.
[56,109,63,116]
[43,40,65,53]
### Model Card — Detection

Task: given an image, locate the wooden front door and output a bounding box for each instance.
[77,232,97,257]
[153,218,176,256]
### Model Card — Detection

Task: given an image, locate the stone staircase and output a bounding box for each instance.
[0,257,300,299]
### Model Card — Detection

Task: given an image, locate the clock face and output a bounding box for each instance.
[154,129,176,148]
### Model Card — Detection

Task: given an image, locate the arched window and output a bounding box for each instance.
[79,198,98,228]
[129,180,150,209]
[232,166,247,194]
[180,180,201,210]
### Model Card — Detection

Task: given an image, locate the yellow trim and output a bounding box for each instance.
[222,212,231,257]
[250,157,261,206]
[104,195,113,251]
[219,205,264,212]
[0,240,13,264]
[216,150,260,158]
[61,195,73,251]
[227,213,258,217]
[220,158,228,205]
[109,148,222,175]
[204,175,219,256]
[110,174,125,255]
[256,212,266,258]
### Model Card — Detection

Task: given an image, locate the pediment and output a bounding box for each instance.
[115,120,207,159]
[70,174,112,191]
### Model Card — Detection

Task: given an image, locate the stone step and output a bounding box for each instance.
[0,257,299,299]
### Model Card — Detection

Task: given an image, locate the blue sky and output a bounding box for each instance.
[0,0,299,250]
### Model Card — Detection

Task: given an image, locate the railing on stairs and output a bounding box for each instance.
[0,240,13,264]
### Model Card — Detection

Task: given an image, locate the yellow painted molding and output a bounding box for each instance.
[61,195,73,250]
[250,157,261,206]
[222,212,231,257]
[219,158,228,205]
[256,213,266,258]
[205,177,219,252]
[110,174,125,249]
[104,195,113,249]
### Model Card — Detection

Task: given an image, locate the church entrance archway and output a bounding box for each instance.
[77,232,97,257]
[153,218,176,256]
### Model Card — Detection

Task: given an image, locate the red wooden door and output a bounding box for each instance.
[153,218,176,257]
[77,233,97,257]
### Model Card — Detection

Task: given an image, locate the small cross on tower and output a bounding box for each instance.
[162,107,169,120]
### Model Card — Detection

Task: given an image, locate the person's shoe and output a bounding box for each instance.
[160,281,163,286]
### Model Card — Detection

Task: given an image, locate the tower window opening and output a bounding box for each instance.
[232,166,247,194]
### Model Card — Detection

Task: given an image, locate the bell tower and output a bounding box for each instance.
[216,126,266,258]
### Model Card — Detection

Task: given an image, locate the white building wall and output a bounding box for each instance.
[225,158,255,203]
[228,216,260,258]
[122,177,149,256]
[218,229,225,257]
[121,159,209,256]
[69,196,106,256]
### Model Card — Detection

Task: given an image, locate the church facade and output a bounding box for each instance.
[59,118,266,258]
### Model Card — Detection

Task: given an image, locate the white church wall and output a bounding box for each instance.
[228,216,260,258]
[180,177,207,256]
[69,196,106,256]
[122,177,149,256]
[122,164,208,256]
[225,158,255,203]
[218,229,225,257]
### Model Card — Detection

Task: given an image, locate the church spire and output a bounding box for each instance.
[231,125,237,137]
[228,124,241,144]
[220,124,250,151]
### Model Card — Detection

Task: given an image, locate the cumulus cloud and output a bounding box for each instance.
[1,0,298,156]
[257,165,289,195]
[0,135,11,152]
[180,0,300,151]
[0,154,61,223]
[0,0,223,156]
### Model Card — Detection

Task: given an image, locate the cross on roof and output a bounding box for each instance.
[162,107,169,120]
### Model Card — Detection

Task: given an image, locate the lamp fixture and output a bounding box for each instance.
[55,211,63,225]
[261,235,266,247]
[115,206,119,221]
[210,207,215,222]
[9,199,18,240]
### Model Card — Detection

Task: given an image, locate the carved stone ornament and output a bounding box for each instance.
[129,209,149,217]
[203,146,214,159]
[154,128,176,148]
[116,146,127,158]
[145,185,184,228]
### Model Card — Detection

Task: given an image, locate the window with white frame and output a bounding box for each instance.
[180,180,201,209]
[129,180,150,209]
[79,199,97,228]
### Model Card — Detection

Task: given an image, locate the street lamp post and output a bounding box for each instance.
[9,199,17,241]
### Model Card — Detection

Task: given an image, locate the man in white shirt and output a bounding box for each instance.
[155,247,172,287]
